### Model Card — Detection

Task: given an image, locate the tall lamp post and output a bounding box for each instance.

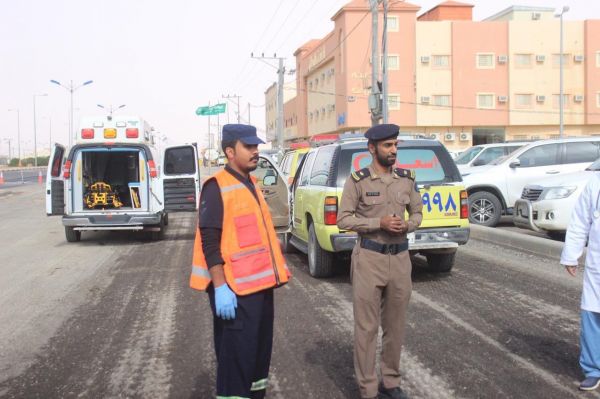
[33,93,48,166]
[555,6,569,138]
[8,109,21,166]
[49,79,93,148]
[97,103,126,117]
[2,138,12,160]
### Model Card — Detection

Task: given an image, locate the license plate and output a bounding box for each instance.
[407,232,415,244]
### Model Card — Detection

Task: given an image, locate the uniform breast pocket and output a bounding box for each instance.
[394,192,410,215]
[362,195,384,207]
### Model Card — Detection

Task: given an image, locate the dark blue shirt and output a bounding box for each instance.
[199,165,259,267]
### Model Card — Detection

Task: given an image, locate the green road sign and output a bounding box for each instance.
[196,103,227,116]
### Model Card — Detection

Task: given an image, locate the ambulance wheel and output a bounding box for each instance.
[163,213,169,226]
[426,252,456,273]
[150,217,166,241]
[308,223,334,278]
[65,226,81,242]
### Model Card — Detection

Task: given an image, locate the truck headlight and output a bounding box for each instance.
[542,186,576,200]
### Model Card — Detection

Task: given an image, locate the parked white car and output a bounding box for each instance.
[463,137,600,227]
[455,142,527,175]
[513,159,600,239]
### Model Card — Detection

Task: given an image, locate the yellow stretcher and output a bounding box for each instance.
[84,182,123,209]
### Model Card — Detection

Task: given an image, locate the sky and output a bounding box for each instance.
[1,0,599,157]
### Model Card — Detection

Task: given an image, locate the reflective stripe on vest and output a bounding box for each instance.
[189,170,291,295]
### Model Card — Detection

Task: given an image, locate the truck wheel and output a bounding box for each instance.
[547,231,566,241]
[278,232,295,253]
[468,191,502,227]
[308,223,334,277]
[163,213,169,226]
[426,252,456,273]
[65,226,81,242]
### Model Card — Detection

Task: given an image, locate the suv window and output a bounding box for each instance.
[299,151,316,186]
[164,146,196,175]
[518,144,560,167]
[476,147,505,165]
[310,146,335,186]
[505,145,522,155]
[280,153,292,174]
[337,144,458,187]
[564,141,600,164]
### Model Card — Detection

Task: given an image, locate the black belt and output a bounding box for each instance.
[360,238,408,255]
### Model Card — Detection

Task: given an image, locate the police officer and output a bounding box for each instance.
[190,124,291,399]
[337,124,423,399]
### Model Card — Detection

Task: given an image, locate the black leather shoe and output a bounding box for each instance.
[378,382,409,399]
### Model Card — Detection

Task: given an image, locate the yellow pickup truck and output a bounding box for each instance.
[284,137,470,277]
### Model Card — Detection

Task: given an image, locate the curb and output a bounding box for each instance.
[469,224,570,260]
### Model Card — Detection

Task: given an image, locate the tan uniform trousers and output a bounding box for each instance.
[351,241,412,398]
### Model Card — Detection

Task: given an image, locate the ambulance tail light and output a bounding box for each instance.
[148,160,158,178]
[104,128,117,139]
[324,196,338,225]
[63,160,72,178]
[126,128,139,138]
[81,129,94,139]
[460,190,469,219]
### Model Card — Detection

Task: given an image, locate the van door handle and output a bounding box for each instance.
[546,170,560,174]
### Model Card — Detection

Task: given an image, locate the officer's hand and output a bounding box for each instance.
[564,265,577,277]
[380,215,404,234]
[215,284,237,320]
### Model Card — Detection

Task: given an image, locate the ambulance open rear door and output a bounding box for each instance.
[46,143,66,216]
[162,144,201,212]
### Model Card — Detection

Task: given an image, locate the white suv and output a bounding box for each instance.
[455,142,526,174]
[463,137,600,227]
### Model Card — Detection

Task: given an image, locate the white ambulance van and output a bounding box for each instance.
[46,115,200,242]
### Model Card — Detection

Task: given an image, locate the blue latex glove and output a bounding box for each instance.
[215,284,237,320]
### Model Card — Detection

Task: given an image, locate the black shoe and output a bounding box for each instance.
[378,382,409,399]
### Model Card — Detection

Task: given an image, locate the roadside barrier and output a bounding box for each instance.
[0,171,4,185]
[38,170,43,184]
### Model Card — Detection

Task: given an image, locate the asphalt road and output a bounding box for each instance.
[0,184,598,398]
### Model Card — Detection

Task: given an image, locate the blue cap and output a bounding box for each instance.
[364,124,400,141]
[222,124,265,145]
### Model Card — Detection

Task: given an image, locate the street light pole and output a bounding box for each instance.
[556,6,569,138]
[8,109,21,166]
[33,93,48,167]
[97,103,126,117]
[49,79,93,147]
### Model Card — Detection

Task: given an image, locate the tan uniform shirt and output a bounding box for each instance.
[337,165,423,244]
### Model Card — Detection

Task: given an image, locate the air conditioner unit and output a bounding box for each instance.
[445,132,456,141]
[536,95,546,102]
[420,56,430,64]
[460,132,471,141]
[574,55,584,62]
[421,96,430,104]
[429,133,440,140]
[498,95,508,103]
[574,95,584,102]
[498,55,508,64]
[531,12,541,20]
[536,55,545,63]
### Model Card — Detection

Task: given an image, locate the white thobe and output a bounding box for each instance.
[561,173,600,313]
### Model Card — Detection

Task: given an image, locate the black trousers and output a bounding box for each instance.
[208,287,274,399]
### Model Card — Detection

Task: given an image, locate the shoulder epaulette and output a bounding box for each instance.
[394,168,416,180]
[351,168,370,182]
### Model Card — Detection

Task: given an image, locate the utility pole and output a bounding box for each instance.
[382,0,389,123]
[250,53,286,149]
[369,0,382,126]
[222,94,241,123]
[248,102,251,124]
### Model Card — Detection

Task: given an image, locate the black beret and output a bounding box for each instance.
[222,124,265,145]
[364,124,400,141]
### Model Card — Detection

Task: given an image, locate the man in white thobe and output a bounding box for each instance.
[561,173,600,391]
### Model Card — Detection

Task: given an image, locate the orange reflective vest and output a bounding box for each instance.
[190,169,291,296]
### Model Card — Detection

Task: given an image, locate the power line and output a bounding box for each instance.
[274,0,321,53]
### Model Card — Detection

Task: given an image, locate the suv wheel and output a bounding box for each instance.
[426,252,456,273]
[308,223,334,277]
[65,226,81,242]
[469,191,502,227]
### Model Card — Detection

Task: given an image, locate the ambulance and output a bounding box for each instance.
[46,115,201,242]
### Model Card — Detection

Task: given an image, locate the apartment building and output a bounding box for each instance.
[265,0,600,150]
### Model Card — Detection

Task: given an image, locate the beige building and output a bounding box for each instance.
[265,1,600,150]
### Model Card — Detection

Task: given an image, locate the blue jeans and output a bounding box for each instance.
[580,310,600,378]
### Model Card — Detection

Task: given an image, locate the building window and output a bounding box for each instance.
[513,135,528,141]
[515,54,532,67]
[432,95,450,107]
[552,53,571,67]
[552,94,570,109]
[477,93,495,109]
[384,55,399,70]
[386,16,398,32]
[315,78,319,86]
[388,94,400,110]
[308,81,313,91]
[515,94,533,108]
[432,55,450,68]
[476,53,495,69]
